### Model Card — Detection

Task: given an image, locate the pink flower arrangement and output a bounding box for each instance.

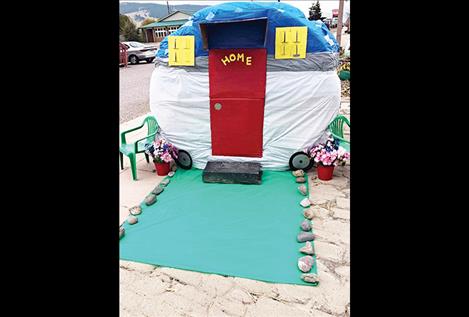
[145,137,178,164]
[309,134,350,166]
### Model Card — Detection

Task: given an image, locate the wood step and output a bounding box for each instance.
[202,161,262,185]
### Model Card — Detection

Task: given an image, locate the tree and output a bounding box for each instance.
[141,17,157,27]
[308,1,322,21]
[119,14,142,41]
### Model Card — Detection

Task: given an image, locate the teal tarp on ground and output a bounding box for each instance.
[120,169,317,286]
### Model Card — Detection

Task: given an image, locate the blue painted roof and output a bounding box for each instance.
[156,1,339,58]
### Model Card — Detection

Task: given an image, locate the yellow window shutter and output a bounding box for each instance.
[275,26,308,59]
[168,36,195,66]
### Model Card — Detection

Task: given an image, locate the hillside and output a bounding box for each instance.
[120,2,208,24]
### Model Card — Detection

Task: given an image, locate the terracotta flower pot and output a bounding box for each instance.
[154,162,170,176]
[317,165,334,181]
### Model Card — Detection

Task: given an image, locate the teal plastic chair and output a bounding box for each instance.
[328,115,350,152]
[120,116,159,180]
[338,70,350,81]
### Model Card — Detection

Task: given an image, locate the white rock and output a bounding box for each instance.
[301,273,319,283]
[303,208,314,220]
[300,198,311,207]
[298,184,307,195]
[127,215,138,225]
[129,206,142,215]
[299,241,315,255]
[298,256,314,272]
[292,170,305,177]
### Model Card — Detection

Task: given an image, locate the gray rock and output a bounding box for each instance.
[168,171,175,177]
[160,179,170,187]
[127,216,138,225]
[296,177,306,183]
[151,185,164,195]
[301,273,319,283]
[300,219,311,231]
[292,170,305,177]
[129,205,142,215]
[300,198,311,207]
[299,241,315,255]
[297,232,316,242]
[298,184,307,196]
[144,194,157,206]
[119,227,125,239]
[297,256,314,272]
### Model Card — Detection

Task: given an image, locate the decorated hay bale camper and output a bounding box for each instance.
[150,1,341,171]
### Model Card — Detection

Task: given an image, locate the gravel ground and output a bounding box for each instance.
[119,62,155,123]
[341,80,350,98]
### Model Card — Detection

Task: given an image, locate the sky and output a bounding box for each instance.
[120,0,348,19]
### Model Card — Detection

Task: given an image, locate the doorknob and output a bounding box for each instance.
[214,103,222,110]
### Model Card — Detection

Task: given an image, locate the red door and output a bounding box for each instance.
[209,48,267,157]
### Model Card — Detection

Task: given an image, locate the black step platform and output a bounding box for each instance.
[202,161,262,185]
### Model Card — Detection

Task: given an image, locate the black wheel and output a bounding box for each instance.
[146,58,154,63]
[175,150,192,170]
[129,55,139,65]
[289,151,314,171]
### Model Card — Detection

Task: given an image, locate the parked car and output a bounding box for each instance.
[122,41,158,64]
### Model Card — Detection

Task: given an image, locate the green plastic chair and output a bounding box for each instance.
[328,115,350,152]
[120,116,159,180]
[338,70,350,81]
